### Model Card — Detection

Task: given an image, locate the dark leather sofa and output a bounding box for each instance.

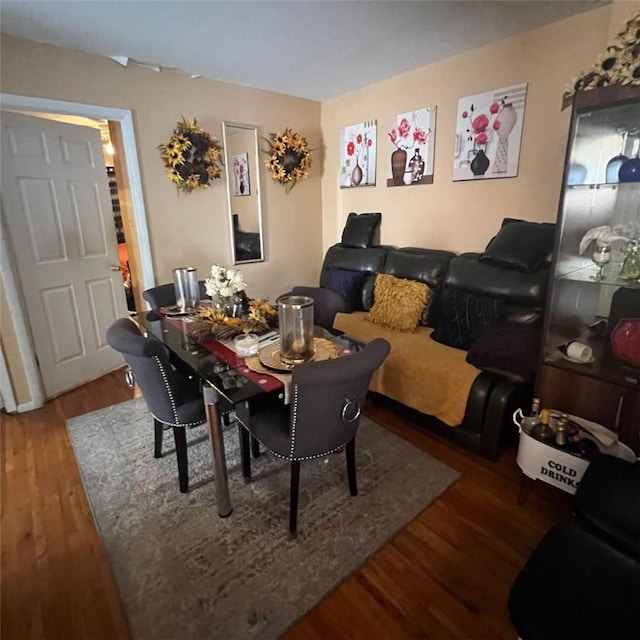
[292,220,552,460]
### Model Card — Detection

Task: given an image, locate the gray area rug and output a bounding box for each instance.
[67,397,459,640]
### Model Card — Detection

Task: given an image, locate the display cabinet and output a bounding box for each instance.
[537,85,640,455]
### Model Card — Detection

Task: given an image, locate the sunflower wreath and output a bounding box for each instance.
[263,128,312,192]
[158,117,223,193]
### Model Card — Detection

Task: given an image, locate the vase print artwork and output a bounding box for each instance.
[492,103,517,174]
[391,148,407,185]
[351,160,363,186]
[340,121,377,188]
[453,83,527,182]
[471,149,490,176]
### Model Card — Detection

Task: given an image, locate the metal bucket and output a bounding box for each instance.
[173,267,199,311]
[277,295,314,366]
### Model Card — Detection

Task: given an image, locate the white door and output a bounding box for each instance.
[1,111,128,397]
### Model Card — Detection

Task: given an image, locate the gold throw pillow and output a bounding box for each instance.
[367,274,430,332]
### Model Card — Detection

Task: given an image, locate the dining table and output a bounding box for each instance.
[142,311,364,517]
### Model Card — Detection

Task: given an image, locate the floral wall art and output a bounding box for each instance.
[232,152,250,196]
[453,83,528,181]
[387,107,436,187]
[339,120,377,188]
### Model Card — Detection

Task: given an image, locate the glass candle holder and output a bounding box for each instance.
[173,267,199,311]
[277,295,314,366]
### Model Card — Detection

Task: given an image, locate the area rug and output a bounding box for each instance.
[67,397,458,640]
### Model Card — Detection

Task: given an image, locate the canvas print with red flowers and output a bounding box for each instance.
[387,107,436,187]
[232,152,250,196]
[340,121,377,188]
[453,83,527,181]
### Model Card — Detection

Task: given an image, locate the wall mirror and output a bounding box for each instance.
[222,122,265,264]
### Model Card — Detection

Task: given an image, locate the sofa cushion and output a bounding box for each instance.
[341,212,382,248]
[368,274,429,332]
[323,268,367,312]
[466,323,542,383]
[481,219,555,273]
[431,288,504,350]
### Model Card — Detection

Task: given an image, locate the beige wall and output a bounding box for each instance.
[1,34,324,302]
[320,5,616,254]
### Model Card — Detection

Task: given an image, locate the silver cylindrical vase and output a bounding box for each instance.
[173,267,199,311]
[277,295,314,366]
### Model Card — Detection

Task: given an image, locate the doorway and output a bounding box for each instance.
[0,93,154,409]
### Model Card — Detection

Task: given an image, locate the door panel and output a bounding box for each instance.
[1,111,128,397]
[20,178,68,262]
[42,285,84,363]
[70,181,109,256]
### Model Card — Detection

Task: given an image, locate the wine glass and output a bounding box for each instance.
[591,241,611,281]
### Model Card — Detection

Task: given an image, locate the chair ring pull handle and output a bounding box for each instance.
[341,398,361,423]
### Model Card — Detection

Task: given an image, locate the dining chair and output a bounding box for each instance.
[106,317,207,493]
[142,281,209,309]
[237,337,390,534]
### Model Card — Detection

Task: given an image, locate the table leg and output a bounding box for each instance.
[203,385,232,517]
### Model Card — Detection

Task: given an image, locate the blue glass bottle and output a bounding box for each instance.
[606,128,628,183]
[619,135,640,183]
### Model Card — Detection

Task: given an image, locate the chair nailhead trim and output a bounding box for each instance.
[236,398,346,462]
[153,355,180,424]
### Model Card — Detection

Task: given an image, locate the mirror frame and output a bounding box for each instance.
[222,121,265,264]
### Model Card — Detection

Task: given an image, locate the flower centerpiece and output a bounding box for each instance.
[264,128,312,192]
[185,264,278,340]
[158,117,223,194]
[205,264,246,299]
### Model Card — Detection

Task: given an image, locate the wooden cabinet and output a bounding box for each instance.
[536,85,640,455]
[538,364,639,454]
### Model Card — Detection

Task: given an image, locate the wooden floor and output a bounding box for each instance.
[1,370,572,639]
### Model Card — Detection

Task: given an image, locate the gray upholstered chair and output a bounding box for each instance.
[288,285,348,330]
[106,318,207,493]
[142,281,209,309]
[238,338,390,533]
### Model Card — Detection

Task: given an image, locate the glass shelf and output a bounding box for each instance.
[557,266,640,288]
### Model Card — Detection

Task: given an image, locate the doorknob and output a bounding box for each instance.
[111,264,122,271]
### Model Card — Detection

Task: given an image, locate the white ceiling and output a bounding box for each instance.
[1,0,607,102]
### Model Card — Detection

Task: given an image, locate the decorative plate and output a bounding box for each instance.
[160,305,195,317]
[258,341,315,372]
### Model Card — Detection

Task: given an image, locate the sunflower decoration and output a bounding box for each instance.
[562,9,640,109]
[158,117,223,193]
[189,298,278,341]
[263,128,312,192]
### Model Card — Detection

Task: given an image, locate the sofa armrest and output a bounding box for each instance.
[482,378,533,460]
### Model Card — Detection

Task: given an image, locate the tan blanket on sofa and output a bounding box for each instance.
[334,312,481,426]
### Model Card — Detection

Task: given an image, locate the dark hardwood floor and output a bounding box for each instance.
[1,369,571,639]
